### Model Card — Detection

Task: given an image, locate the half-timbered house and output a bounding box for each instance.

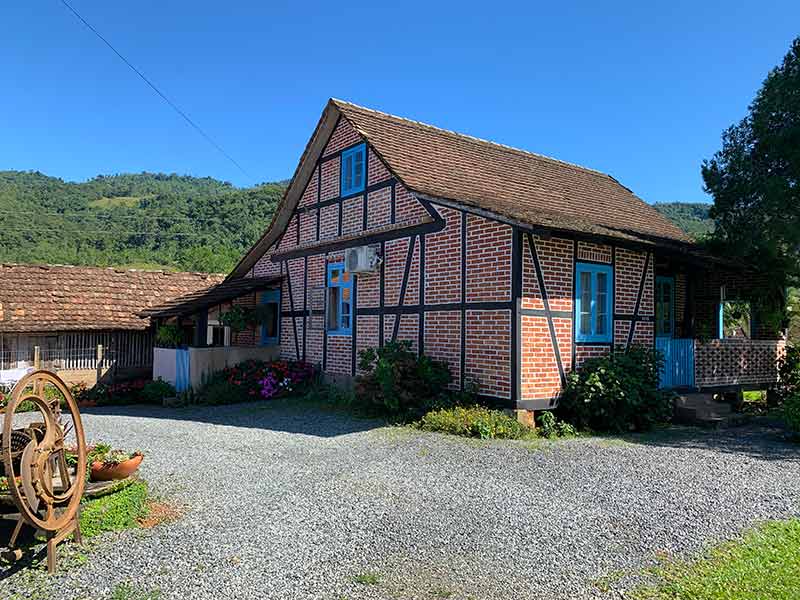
[147,100,787,413]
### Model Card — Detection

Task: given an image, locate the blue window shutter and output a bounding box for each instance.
[340,144,366,196]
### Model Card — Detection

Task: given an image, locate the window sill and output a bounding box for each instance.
[576,337,613,344]
[327,330,352,337]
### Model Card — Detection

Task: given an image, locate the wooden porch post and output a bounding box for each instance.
[96,344,103,384]
[193,311,208,348]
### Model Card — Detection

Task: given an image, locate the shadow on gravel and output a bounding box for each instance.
[0,521,46,582]
[618,420,799,462]
[79,400,384,438]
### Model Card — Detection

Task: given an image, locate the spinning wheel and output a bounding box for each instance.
[1,370,86,573]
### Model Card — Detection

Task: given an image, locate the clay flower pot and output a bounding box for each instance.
[90,454,143,481]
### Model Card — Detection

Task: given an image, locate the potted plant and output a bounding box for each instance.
[87,442,144,481]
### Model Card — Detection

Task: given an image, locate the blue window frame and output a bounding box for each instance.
[326,262,352,335]
[260,289,281,346]
[340,144,366,196]
[575,262,613,343]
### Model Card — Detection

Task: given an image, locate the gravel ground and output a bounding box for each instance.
[1,401,799,600]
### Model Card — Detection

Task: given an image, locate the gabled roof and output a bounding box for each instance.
[231,99,692,278]
[140,276,282,319]
[333,100,691,244]
[0,264,224,333]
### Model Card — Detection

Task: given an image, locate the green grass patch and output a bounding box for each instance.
[110,582,161,600]
[80,480,149,538]
[353,572,380,585]
[631,519,800,600]
[88,195,149,208]
[743,390,765,402]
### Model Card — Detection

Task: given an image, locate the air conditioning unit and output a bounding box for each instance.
[345,246,381,273]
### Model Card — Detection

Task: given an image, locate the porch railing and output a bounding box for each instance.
[657,338,785,390]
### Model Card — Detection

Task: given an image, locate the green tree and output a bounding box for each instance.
[702,37,800,290]
[0,171,285,273]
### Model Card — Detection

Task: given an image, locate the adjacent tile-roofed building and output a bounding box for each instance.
[0,263,224,333]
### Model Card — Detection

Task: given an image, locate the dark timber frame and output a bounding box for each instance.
[264,132,664,411]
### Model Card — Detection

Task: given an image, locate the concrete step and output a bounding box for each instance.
[674,393,736,426]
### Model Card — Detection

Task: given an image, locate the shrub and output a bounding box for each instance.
[356,341,453,419]
[301,382,357,410]
[200,378,248,405]
[536,411,577,439]
[140,379,176,404]
[155,324,183,348]
[89,379,150,406]
[777,344,800,401]
[784,393,800,439]
[557,346,673,433]
[418,406,532,440]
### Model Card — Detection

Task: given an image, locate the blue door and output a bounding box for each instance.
[655,276,694,388]
[656,338,694,389]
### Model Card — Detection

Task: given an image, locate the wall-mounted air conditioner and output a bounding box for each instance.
[344,246,381,273]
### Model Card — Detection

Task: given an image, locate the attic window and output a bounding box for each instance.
[341,144,366,196]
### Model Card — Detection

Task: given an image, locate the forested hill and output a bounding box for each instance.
[0,170,713,274]
[0,170,285,273]
[653,202,714,239]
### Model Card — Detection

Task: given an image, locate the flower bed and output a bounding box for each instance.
[200,359,315,405]
[71,378,175,407]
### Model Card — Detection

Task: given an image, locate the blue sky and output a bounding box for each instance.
[2,1,798,203]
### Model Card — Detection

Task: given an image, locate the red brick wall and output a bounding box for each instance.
[466,215,511,302]
[613,248,654,350]
[231,294,257,347]
[466,310,511,398]
[520,237,656,406]
[521,235,573,312]
[520,235,573,403]
[243,116,677,408]
[424,207,462,304]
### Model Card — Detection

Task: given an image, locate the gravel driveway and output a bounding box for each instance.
[2,401,799,600]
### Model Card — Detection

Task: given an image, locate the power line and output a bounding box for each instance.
[0,209,230,224]
[58,0,253,182]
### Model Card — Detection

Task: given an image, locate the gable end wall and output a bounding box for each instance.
[243,118,517,403]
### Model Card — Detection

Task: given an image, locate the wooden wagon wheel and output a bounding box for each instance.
[1,370,86,571]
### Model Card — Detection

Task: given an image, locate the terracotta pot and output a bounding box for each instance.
[90,454,143,481]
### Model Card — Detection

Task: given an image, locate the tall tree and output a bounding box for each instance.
[702,37,800,291]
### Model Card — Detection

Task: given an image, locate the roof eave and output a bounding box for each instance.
[228,101,343,280]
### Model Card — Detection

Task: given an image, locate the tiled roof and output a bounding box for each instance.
[332,99,691,245]
[141,276,282,318]
[230,99,695,278]
[0,264,225,333]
